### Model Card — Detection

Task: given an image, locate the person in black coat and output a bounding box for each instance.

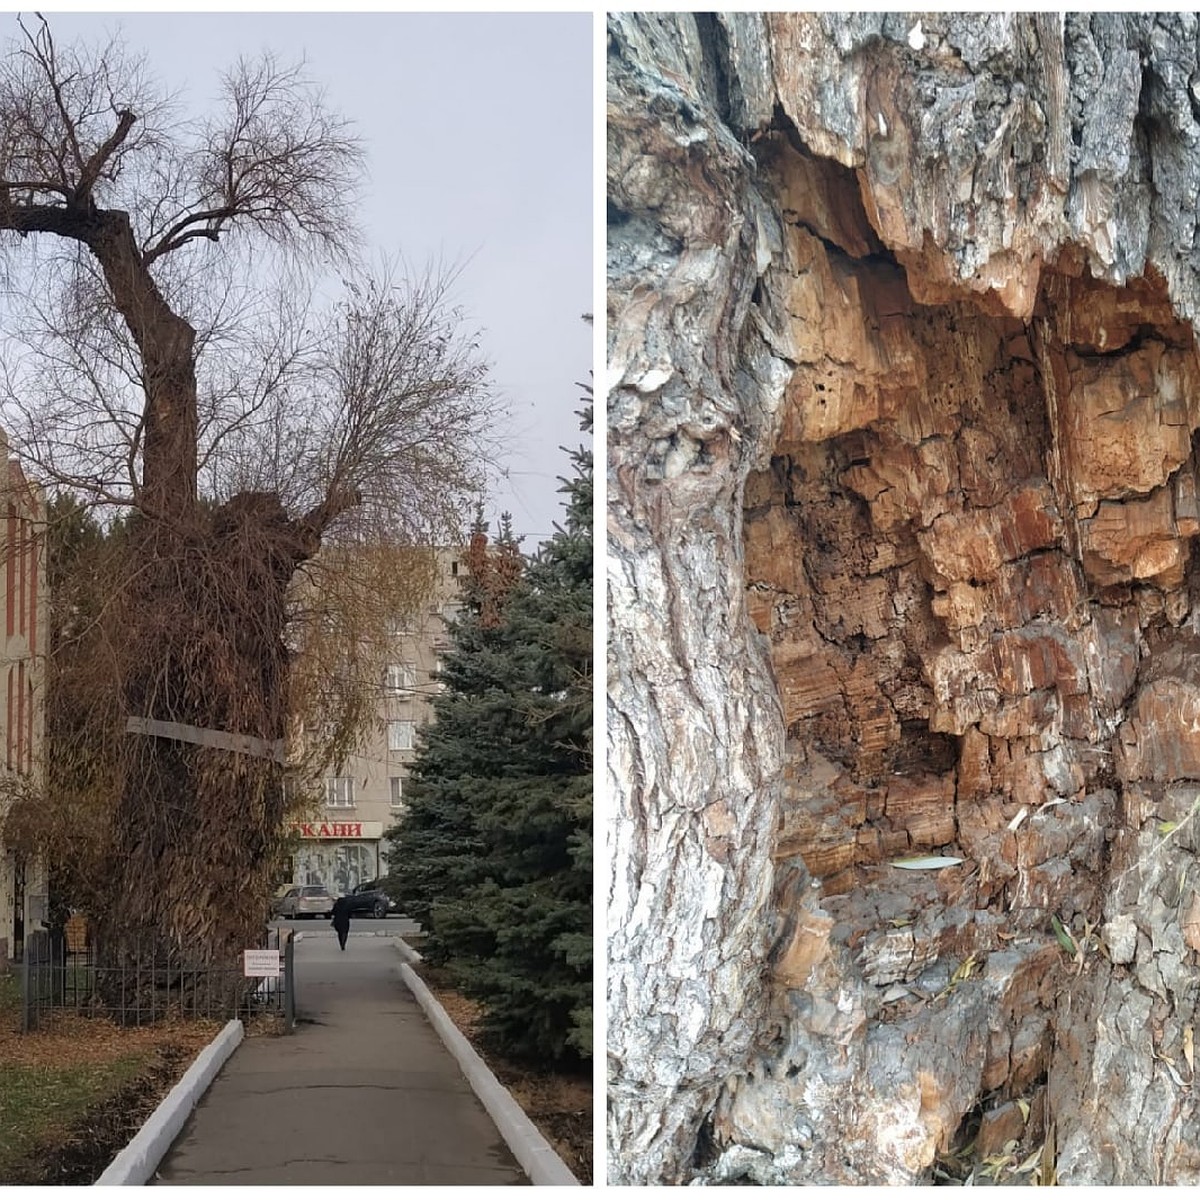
[331,894,353,951]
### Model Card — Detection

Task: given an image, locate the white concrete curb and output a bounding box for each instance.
[393,936,423,965]
[392,938,580,1187]
[93,1019,244,1186]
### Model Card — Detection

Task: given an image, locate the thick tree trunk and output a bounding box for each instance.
[17,207,329,978]
[96,495,308,995]
[609,12,1200,1186]
[88,210,199,520]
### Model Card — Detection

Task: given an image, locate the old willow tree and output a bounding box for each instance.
[611,11,1200,1189]
[0,19,494,969]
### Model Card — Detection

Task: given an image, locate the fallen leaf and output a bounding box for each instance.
[1015,1145,1043,1174]
[891,855,964,870]
[1051,914,1078,957]
[1164,1056,1188,1089]
[1040,1121,1056,1186]
[951,953,978,984]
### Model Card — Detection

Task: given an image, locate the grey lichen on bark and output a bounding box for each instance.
[610,9,1200,1187]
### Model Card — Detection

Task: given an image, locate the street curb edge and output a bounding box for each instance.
[392,935,423,964]
[392,940,580,1187]
[93,1018,244,1186]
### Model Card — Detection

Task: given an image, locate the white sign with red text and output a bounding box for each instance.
[290,821,384,840]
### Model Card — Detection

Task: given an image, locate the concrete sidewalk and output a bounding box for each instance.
[151,934,527,1185]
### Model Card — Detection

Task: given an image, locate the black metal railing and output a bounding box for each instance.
[20,927,296,1034]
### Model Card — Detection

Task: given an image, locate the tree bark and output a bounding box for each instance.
[609,12,1200,1186]
[88,210,199,521]
[606,14,793,1183]
[103,495,299,943]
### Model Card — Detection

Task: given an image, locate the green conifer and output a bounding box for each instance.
[387,396,592,1066]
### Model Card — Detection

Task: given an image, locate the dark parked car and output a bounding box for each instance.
[344,880,397,919]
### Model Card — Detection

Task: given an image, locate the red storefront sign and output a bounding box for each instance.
[292,821,363,839]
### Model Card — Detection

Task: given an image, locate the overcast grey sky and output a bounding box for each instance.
[14,11,593,546]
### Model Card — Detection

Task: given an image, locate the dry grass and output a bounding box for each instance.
[0,969,220,1183]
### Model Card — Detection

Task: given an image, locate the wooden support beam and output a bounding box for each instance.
[125,716,287,764]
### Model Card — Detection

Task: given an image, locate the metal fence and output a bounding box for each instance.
[21,926,295,1034]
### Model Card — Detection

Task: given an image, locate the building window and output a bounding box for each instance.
[29,531,38,656]
[387,720,415,753]
[450,559,459,576]
[16,660,25,776]
[325,777,355,808]
[387,614,414,637]
[384,662,416,695]
[5,504,14,638]
[389,776,404,807]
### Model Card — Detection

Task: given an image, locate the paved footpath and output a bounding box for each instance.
[152,933,527,1185]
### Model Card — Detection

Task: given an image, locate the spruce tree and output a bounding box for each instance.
[387,398,592,1067]
[386,515,524,937]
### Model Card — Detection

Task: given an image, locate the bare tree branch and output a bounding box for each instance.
[15,13,86,186]
[0,16,164,207]
[74,107,135,204]
[141,54,363,267]
[0,20,371,524]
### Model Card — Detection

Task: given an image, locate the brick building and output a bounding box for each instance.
[0,433,47,961]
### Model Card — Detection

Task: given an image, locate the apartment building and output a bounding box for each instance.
[286,548,463,894]
[0,432,47,962]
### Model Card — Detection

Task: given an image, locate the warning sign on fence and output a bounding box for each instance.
[243,949,281,978]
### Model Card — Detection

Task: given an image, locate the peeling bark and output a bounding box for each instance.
[609,11,1200,1186]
